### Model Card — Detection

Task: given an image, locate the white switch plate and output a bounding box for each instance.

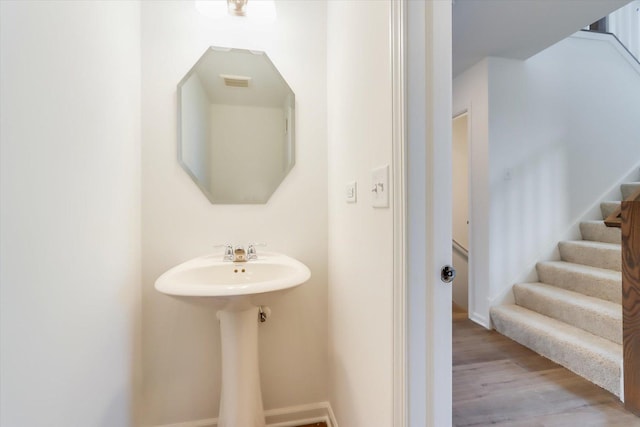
[346,181,357,203]
[371,165,389,208]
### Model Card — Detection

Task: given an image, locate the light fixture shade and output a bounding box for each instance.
[195,0,276,24]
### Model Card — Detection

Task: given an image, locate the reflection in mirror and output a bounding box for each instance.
[178,47,295,204]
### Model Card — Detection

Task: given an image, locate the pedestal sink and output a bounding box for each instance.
[155,251,311,427]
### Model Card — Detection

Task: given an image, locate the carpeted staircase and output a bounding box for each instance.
[490,181,640,398]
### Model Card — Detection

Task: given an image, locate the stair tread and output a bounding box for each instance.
[491,304,621,396]
[515,282,621,317]
[538,260,621,280]
[491,304,621,358]
[514,282,621,344]
[560,240,620,249]
[582,219,615,225]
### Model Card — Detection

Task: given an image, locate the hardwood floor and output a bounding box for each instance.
[453,311,640,426]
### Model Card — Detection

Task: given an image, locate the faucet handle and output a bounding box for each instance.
[247,242,266,260]
[214,244,234,261]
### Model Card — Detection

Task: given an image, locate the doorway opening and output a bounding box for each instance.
[452,112,470,318]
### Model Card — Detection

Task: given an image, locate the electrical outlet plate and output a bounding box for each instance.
[371,165,389,208]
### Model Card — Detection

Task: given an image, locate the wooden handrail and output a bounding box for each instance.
[604,187,640,228]
[603,187,640,410]
[622,193,640,414]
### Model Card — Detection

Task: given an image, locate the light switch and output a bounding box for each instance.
[371,165,389,208]
[346,181,357,203]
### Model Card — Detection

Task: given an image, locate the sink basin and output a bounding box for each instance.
[155,252,310,297]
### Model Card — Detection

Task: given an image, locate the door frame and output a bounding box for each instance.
[392,1,453,426]
[391,1,407,425]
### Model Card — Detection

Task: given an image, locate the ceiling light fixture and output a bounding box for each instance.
[195,0,276,24]
[227,0,248,17]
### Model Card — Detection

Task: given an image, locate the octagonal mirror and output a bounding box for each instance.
[178,47,295,204]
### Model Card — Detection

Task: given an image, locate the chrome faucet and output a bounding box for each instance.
[216,243,265,262]
[247,244,257,260]
[215,244,235,261]
[247,243,266,260]
[233,246,247,262]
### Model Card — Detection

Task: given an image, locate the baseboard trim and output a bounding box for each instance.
[265,401,336,427]
[469,311,490,329]
[153,401,337,427]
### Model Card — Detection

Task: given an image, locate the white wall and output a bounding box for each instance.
[0,1,141,426]
[140,1,328,425]
[454,33,640,324]
[327,2,394,425]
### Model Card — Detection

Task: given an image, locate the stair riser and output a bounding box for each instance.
[621,183,640,200]
[514,284,621,345]
[536,263,621,304]
[491,307,620,397]
[580,222,621,244]
[559,242,621,272]
[601,202,620,219]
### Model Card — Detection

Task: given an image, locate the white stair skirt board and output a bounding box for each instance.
[489,180,640,399]
[153,402,338,427]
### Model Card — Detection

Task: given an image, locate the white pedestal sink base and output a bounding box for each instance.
[217,305,265,427]
[154,252,311,426]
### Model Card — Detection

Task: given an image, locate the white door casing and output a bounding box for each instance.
[405,1,453,426]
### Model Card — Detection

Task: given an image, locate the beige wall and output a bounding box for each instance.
[327,1,394,425]
[140,1,328,424]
